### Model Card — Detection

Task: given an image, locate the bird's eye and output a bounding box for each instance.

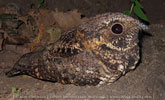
[111,24,123,34]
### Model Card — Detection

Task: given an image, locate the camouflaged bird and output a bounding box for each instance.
[6,13,148,86]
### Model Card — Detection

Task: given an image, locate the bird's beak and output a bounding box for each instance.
[139,23,149,30]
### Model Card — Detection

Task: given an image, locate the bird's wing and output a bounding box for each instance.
[45,28,84,57]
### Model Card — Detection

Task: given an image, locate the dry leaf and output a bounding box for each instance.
[53,9,87,31]
[0,37,3,51]
[47,27,62,43]
[30,24,44,51]
[0,29,7,50]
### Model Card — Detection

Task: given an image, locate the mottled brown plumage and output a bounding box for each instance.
[6,13,148,86]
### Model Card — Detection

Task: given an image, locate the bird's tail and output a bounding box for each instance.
[5,64,22,77]
[5,69,21,77]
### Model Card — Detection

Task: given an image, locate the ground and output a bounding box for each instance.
[0,0,164,100]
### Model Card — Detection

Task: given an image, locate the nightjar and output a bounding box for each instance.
[6,13,148,86]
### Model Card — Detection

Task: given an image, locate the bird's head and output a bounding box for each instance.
[79,13,148,52]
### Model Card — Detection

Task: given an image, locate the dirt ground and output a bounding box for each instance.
[0,0,164,100]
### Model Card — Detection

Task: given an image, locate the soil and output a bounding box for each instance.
[0,0,164,100]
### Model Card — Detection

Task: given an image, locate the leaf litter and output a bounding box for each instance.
[0,8,88,51]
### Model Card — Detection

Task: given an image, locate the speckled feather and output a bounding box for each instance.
[6,13,147,86]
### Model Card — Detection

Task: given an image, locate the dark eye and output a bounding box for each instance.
[111,24,123,34]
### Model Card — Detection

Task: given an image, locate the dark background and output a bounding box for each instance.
[0,0,164,24]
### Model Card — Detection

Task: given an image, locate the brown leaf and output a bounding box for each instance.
[53,9,88,31]
[0,29,7,50]
[30,24,44,51]
[0,38,3,51]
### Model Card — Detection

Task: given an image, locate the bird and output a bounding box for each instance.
[6,12,148,86]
